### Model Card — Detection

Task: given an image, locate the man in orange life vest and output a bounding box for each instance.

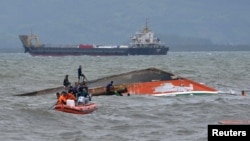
[57,91,76,105]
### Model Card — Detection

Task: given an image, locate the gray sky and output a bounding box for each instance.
[1,0,250,49]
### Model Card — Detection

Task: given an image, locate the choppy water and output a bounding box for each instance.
[0,52,249,141]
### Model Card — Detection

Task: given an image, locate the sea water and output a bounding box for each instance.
[0,51,249,141]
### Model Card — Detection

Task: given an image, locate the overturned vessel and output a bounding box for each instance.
[87,67,218,96]
[19,21,169,56]
[14,68,217,97]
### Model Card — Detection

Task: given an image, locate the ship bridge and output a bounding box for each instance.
[130,20,164,47]
[19,33,40,47]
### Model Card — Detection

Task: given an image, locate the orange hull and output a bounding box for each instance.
[89,79,217,96]
[124,79,217,96]
[54,103,97,114]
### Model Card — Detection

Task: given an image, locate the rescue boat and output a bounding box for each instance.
[87,67,218,96]
[53,101,97,114]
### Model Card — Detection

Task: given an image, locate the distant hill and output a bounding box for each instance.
[159,35,250,51]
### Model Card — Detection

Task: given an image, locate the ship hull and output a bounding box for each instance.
[22,46,168,56]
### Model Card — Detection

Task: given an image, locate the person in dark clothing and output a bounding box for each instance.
[68,86,74,94]
[72,82,80,97]
[56,92,61,99]
[106,81,114,95]
[77,87,91,105]
[63,74,71,88]
[78,65,86,82]
[78,87,89,97]
[81,81,89,92]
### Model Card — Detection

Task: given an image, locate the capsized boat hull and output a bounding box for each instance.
[123,79,217,96]
[87,68,218,96]
[89,80,217,96]
[14,68,218,97]
[54,103,97,114]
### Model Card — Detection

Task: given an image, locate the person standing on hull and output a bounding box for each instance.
[78,65,86,83]
[63,74,71,90]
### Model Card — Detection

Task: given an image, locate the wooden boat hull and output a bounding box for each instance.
[219,119,250,125]
[54,103,97,114]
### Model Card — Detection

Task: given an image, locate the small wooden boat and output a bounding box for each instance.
[53,100,97,114]
[218,119,250,125]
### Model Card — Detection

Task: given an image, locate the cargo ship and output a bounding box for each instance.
[19,22,169,56]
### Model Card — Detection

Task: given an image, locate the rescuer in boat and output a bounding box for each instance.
[81,81,89,92]
[78,65,86,82]
[57,91,76,105]
[63,74,71,89]
[56,92,61,99]
[68,85,74,93]
[70,82,80,97]
[77,87,91,105]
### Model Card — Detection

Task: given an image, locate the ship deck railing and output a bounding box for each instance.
[44,44,79,48]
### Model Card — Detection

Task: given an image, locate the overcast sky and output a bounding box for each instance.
[0,0,250,49]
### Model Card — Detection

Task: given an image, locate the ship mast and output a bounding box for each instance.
[143,18,149,33]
